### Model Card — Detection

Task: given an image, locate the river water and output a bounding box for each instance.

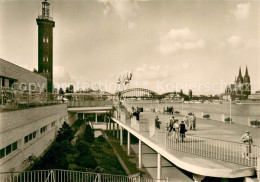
[127,100,260,125]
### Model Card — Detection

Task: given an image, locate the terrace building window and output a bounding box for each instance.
[0,141,18,159]
[51,121,56,127]
[24,131,37,144]
[40,125,47,134]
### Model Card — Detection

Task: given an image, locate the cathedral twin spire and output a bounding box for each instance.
[236,66,250,84]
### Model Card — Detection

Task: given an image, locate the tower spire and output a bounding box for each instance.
[245,65,249,76]
[238,66,242,77]
[236,66,243,84]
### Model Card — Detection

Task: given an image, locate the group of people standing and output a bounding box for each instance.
[154,114,196,142]
[168,116,187,142]
[183,113,196,130]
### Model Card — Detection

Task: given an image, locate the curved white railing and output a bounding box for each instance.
[0,169,168,182]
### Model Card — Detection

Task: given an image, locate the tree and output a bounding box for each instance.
[189,90,192,99]
[56,122,74,142]
[75,140,91,155]
[84,124,94,143]
[69,85,74,93]
[179,89,184,97]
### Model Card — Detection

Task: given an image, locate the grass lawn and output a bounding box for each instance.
[105,131,144,175]
[91,138,127,175]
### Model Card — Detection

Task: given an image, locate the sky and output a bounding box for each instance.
[0,0,259,95]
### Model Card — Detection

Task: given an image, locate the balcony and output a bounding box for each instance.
[0,88,62,112]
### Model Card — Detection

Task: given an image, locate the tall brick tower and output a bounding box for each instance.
[36,0,55,93]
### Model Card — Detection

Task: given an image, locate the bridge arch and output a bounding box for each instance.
[119,88,159,98]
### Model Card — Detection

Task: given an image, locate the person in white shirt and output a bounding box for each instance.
[241,130,253,159]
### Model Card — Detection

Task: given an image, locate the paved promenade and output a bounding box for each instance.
[139,111,260,146]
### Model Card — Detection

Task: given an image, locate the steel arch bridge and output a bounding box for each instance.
[161,92,176,97]
[118,88,160,98]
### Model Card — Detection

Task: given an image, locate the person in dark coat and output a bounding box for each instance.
[155,116,161,129]
[179,120,187,142]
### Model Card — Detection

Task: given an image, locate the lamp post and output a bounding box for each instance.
[182,98,184,115]
[229,96,232,124]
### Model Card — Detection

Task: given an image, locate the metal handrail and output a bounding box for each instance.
[0,169,168,182]
[0,88,62,110]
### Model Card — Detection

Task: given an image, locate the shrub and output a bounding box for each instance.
[174,111,180,114]
[92,145,103,153]
[188,112,193,115]
[97,135,106,143]
[250,120,260,126]
[94,166,105,173]
[75,140,91,155]
[75,155,97,169]
[203,114,210,119]
[33,144,69,170]
[225,117,232,122]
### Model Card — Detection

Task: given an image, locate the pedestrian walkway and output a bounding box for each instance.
[139,111,260,145]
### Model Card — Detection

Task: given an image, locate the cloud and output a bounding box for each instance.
[230,3,250,20]
[134,63,190,81]
[226,35,244,49]
[158,28,205,55]
[53,65,74,85]
[99,0,139,29]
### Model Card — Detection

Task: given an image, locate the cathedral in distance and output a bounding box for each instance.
[225,66,251,99]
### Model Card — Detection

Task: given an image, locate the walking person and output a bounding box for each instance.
[168,116,175,135]
[179,121,187,142]
[183,115,189,129]
[155,116,161,129]
[241,131,253,159]
[173,119,180,142]
[190,113,196,130]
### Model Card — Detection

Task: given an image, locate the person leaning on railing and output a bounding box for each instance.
[241,130,253,159]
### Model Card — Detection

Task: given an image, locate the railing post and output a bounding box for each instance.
[127,131,131,155]
[138,140,142,169]
[157,153,162,180]
[257,156,260,181]
[98,174,101,182]
[165,131,167,148]
[120,126,123,146]
[117,124,119,139]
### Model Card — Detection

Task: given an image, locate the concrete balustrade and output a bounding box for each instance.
[121,111,126,123]
[130,117,149,132]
